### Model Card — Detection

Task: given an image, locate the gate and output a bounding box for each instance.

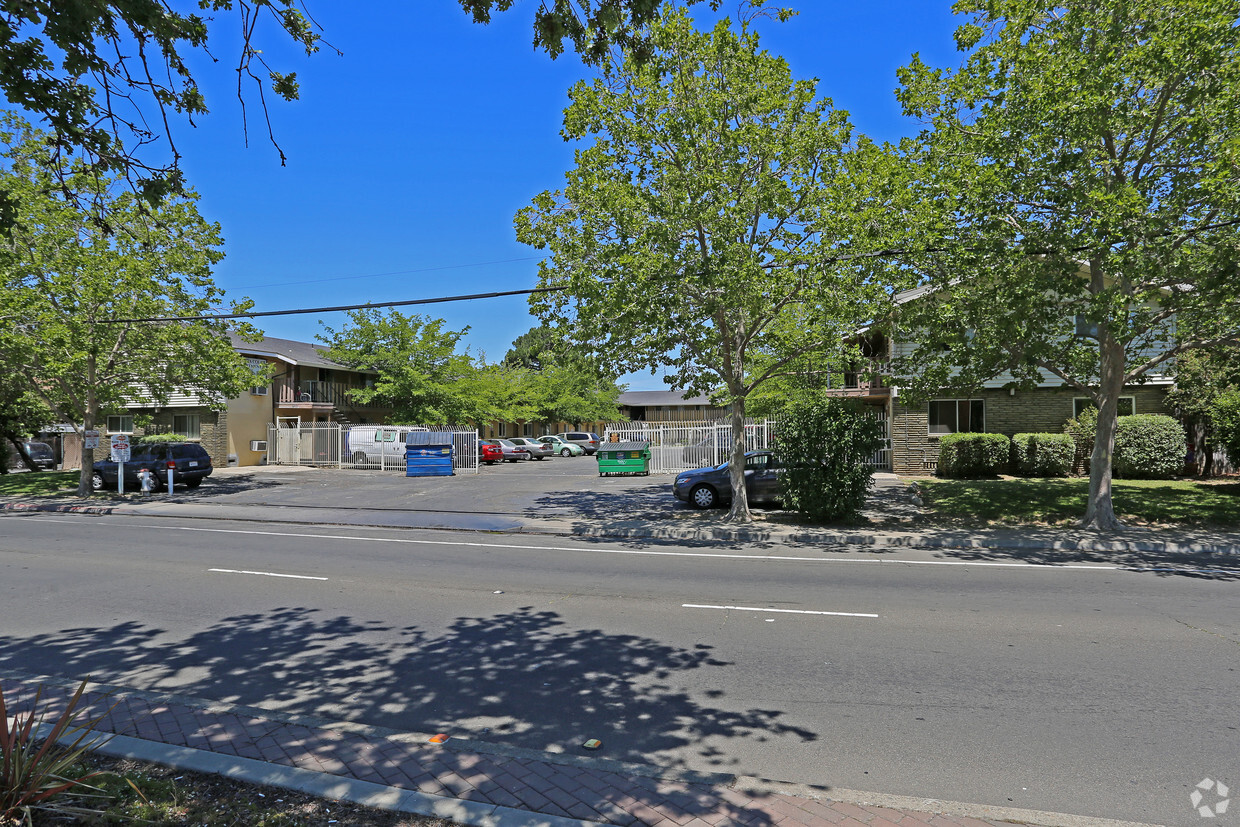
[267,422,479,474]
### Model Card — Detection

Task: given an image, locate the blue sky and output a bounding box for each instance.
[172,1,964,390]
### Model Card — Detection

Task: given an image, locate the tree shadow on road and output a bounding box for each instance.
[0,606,816,779]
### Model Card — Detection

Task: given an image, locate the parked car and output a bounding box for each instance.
[672,450,782,509]
[92,441,213,491]
[555,431,601,455]
[508,437,553,460]
[4,440,55,471]
[345,425,429,465]
[478,441,505,465]
[482,438,530,462]
[538,435,584,457]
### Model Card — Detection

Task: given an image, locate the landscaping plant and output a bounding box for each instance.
[1,679,115,824]
[1012,433,1075,477]
[1211,390,1240,470]
[1112,414,1186,479]
[936,433,1010,478]
[774,398,885,523]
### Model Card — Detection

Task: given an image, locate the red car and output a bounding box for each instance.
[479,441,504,465]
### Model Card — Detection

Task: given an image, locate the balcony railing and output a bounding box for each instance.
[821,361,890,396]
[275,379,383,409]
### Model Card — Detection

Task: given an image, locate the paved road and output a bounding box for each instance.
[3,507,1237,825]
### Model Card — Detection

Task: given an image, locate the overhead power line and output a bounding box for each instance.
[106,286,567,324]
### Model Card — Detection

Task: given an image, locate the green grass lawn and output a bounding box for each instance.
[0,469,81,496]
[915,476,1240,527]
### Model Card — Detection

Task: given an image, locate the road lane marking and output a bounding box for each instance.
[208,568,327,581]
[683,603,878,618]
[20,517,1133,571]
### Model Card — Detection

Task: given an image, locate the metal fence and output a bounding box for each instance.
[267,421,479,474]
[602,412,891,475]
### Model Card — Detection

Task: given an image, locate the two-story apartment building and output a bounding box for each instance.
[84,334,389,469]
[824,285,1176,474]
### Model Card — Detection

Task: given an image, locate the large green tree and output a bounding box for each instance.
[893,0,1240,529]
[318,308,513,426]
[503,325,623,427]
[516,7,894,521]
[0,120,258,495]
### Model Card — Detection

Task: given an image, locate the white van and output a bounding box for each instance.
[345,426,428,466]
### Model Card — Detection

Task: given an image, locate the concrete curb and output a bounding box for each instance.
[732,777,1163,827]
[78,731,611,827]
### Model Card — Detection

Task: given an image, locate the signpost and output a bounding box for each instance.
[110,434,131,494]
[84,430,99,450]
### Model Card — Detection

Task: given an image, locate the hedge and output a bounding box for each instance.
[1211,391,1240,469]
[936,432,1010,477]
[1113,414,1185,479]
[1012,432,1075,477]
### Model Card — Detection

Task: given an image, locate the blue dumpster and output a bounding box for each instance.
[405,431,454,476]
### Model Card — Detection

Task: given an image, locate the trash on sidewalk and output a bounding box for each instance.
[582,738,602,750]
[427,733,450,744]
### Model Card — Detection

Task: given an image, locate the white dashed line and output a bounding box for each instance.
[208,568,327,581]
[683,603,878,618]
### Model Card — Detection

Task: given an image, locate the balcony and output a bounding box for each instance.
[275,379,384,409]
[820,361,890,398]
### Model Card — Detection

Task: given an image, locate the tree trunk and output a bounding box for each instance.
[724,397,752,523]
[78,358,97,497]
[1080,334,1127,531]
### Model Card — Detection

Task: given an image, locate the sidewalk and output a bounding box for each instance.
[4,671,1155,827]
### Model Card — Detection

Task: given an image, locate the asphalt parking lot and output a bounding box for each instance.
[195,453,676,521]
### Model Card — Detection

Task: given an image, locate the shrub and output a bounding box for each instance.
[1,679,114,823]
[1062,405,1099,475]
[936,432,1010,478]
[1211,390,1240,469]
[1012,432,1075,477]
[1113,414,1185,479]
[133,433,192,444]
[773,398,885,523]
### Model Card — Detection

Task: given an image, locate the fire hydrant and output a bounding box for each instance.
[138,467,156,494]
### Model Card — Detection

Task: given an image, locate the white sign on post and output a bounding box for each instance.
[84,430,99,449]
[111,434,131,495]
[110,434,131,462]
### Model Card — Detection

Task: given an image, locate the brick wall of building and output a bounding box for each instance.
[890,385,1173,475]
[91,408,229,468]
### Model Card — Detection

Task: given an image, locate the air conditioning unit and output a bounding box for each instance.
[250,440,268,452]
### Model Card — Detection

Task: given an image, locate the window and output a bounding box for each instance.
[523,422,533,437]
[107,415,133,433]
[1074,397,1134,418]
[498,422,507,437]
[173,414,201,440]
[245,358,268,395]
[928,400,985,436]
[1074,315,1100,339]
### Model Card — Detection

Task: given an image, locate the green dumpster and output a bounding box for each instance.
[597,440,651,476]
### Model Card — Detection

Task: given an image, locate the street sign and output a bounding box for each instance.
[110,433,131,463]
[84,429,99,449]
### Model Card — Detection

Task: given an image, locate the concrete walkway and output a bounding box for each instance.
[5,671,1157,827]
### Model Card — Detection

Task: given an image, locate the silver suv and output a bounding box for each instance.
[555,431,601,455]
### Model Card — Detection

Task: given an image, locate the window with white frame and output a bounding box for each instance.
[1074,397,1134,418]
[173,414,201,440]
[928,399,985,436]
[106,415,134,433]
[523,422,533,437]
[498,422,507,437]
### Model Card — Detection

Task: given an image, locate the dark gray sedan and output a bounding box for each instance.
[672,450,782,509]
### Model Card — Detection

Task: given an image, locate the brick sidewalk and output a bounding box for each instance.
[3,674,1120,827]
